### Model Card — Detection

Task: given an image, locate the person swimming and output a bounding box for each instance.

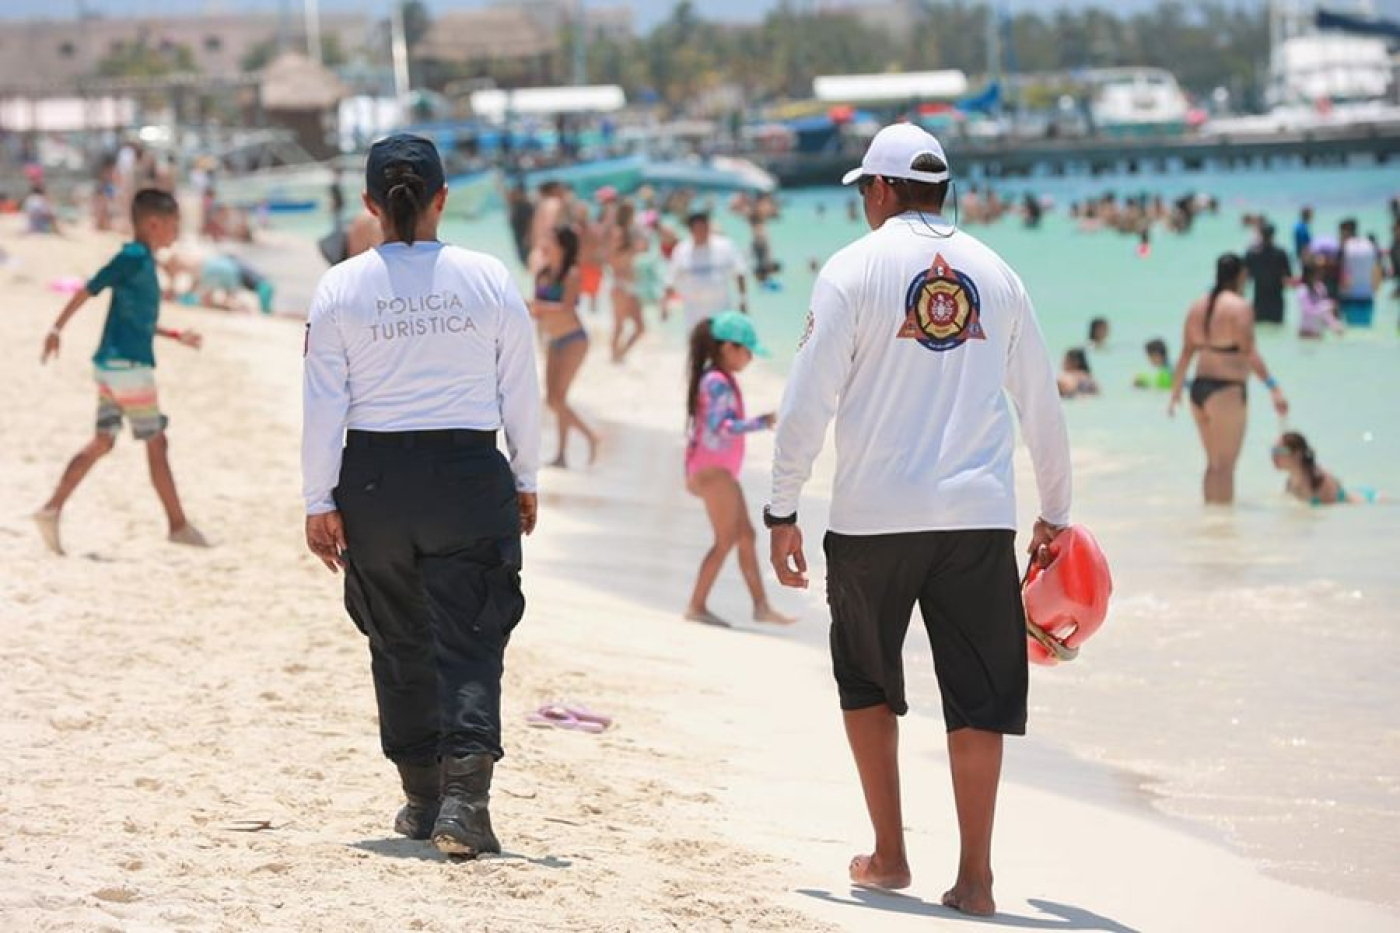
[1271,432,1377,506]
[1296,258,1344,339]
[1088,317,1110,350]
[1133,338,1173,389]
[1057,347,1099,399]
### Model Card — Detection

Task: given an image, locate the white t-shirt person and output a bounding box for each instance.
[771,211,1071,533]
[667,229,747,331]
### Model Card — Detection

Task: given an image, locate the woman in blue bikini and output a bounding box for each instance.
[531,225,598,467]
[1169,253,1289,504]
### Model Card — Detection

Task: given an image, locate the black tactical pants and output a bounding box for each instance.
[335,429,524,765]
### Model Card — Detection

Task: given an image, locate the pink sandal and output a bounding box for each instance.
[526,705,607,734]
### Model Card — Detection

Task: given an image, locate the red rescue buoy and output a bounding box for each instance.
[1023,525,1112,666]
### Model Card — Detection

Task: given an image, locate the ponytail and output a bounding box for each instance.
[553,224,580,282]
[686,319,721,427]
[1206,252,1244,332]
[1281,431,1325,494]
[384,164,426,244]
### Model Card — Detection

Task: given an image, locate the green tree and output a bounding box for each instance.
[241,39,278,73]
[97,34,197,78]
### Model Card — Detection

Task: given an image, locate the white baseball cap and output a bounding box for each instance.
[841,123,951,186]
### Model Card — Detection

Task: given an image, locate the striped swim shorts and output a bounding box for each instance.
[95,363,168,440]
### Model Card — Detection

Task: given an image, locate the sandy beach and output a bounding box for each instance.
[2,220,1397,932]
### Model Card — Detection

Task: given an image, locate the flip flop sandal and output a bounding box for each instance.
[559,704,613,728]
[526,705,606,734]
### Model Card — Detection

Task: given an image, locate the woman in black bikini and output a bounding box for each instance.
[1169,253,1289,504]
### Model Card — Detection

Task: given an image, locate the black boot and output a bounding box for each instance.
[431,753,501,858]
[393,761,440,840]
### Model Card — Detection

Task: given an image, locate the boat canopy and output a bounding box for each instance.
[813,71,969,104]
[470,85,626,120]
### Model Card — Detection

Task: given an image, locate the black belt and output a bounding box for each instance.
[346,429,497,450]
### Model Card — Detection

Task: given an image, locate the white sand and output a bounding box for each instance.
[2,222,1395,931]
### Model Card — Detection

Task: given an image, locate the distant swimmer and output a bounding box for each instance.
[1088,316,1109,350]
[1271,432,1378,505]
[1295,258,1344,339]
[1245,222,1295,326]
[1057,348,1099,399]
[1133,338,1173,389]
[683,313,792,629]
[1169,253,1289,505]
[1337,217,1383,327]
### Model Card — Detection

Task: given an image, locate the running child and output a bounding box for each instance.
[683,312,794,628]
[34,188,208,555]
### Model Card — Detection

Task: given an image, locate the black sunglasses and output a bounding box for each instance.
[856,175,877,195]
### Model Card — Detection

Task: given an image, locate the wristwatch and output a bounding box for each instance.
[762,505,797,528]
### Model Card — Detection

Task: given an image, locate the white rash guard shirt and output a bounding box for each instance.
[667,235,746,330]
[771,211,1071,535]
[302,241,542,516]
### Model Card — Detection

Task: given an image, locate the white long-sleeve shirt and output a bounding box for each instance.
[302,241,542,515]
[771,212,1071,534]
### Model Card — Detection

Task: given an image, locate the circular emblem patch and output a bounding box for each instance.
[896,253,985,352]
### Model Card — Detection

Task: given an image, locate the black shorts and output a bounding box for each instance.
[824,529,1027,734]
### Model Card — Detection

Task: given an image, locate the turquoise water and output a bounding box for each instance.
[270,164,1399,906]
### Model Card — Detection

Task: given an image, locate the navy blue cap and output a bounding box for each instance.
[365,134,445,207]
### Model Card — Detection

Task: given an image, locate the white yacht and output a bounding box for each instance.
[1086,69,1191,137]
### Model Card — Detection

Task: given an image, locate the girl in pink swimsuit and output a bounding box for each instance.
[683,313,794,629]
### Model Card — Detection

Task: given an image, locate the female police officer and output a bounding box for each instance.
[301,134,541,858]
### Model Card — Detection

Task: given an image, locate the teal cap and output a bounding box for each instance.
[711,311,769,357]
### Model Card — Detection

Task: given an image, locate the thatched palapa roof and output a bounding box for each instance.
[413,9,558,64]
[260,51,347,111]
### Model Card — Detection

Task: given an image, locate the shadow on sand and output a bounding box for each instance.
[797,889,1140,932]
[350,838,572,869]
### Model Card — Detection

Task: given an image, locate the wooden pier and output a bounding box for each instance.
[761,119,1400,187]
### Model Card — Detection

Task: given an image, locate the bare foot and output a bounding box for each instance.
[849,853,911,892]
[586,434,599,466]
[168,524,210,548]
[33,508,63,556]
[683,607,732,629]
[548,456,568,469]
[753,605,796,625]
[941,877,995,916]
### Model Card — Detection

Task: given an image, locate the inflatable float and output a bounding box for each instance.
[1023,525,1112,665]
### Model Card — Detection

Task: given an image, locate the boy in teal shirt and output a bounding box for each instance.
[35,189,208,555]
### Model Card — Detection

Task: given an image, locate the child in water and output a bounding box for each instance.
[684,312,794,628]
[1133,338,1173,389]
[1088,317,1110,349]
[1057,347,1099,398]
[1295,258,1344,339]
[1271,432,1377,505]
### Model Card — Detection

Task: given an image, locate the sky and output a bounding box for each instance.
[2,0,1396,31]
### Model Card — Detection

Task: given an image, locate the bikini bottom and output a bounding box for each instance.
[1190,376,1245,408]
